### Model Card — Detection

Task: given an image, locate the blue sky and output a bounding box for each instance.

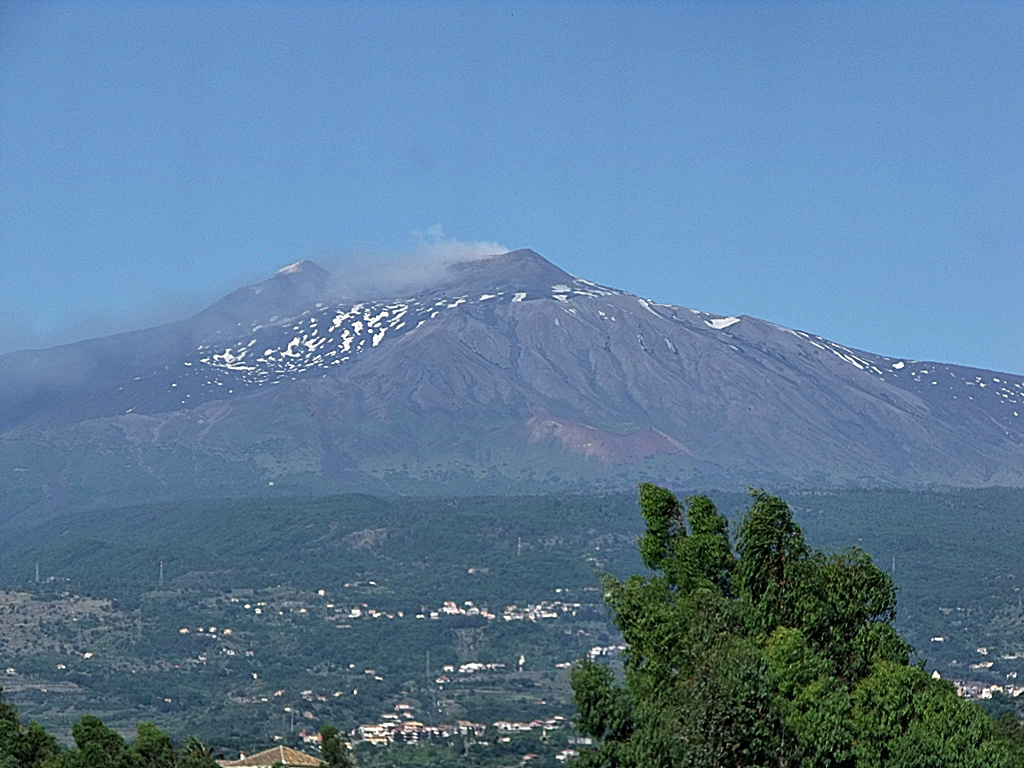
[2,1,1021,373]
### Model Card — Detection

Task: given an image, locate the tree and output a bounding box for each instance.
[177,736,220,768]
[0,688,60,768]
[54,715,140,768]
[320,725,355,768]
[571,485,1024,768]
[134,723,174,768]
[735,488,808,633]
[1,691,224,768]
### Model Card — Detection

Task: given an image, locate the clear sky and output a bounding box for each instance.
[2,1,1021,373]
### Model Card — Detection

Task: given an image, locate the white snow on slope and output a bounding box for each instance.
[706,317,741,330]
[160,281,1024,430]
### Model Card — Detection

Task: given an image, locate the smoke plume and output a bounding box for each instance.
[325,225,509,299]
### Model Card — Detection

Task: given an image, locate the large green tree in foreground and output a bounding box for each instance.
[571,485,1024,768]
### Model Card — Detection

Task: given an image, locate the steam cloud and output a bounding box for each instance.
[414,224,508,263]
[325,225,509,299]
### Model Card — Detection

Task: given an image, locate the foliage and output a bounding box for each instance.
[570,485,1024,767]
[0,692,219,768]
[0,687,61,768]
[321,725,354,768]
[176,736,221,768]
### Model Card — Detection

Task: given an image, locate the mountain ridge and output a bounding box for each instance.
[2,249,1022,516]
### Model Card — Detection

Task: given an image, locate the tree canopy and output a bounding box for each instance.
[0,692,220,768]
[320,725,355,768]
[571,485,1024,767]
[0,692,356,768]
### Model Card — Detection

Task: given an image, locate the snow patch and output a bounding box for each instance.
[769,323,801,338]
[705,317,741,330]
[637,299,662,318]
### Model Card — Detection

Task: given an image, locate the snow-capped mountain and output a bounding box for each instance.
[2,249,1022,515]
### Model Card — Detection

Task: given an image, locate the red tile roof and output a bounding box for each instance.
[218,745,321,767]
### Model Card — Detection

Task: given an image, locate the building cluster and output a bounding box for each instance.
[357,704,487,745]
[954,681,1024,700]
[587,644,627,660]
[219,588,601,631]
[500,600,583,621]
[355,704,570,746]
[433,660,519,685]
[179,625,234,635]
[340,598,587,623]
[492,716,568,733]
[951,646,1024,680]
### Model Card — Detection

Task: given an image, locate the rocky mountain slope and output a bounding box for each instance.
[2,249,1022,516]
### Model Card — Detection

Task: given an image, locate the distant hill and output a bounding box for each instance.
[2,249,1023,517]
